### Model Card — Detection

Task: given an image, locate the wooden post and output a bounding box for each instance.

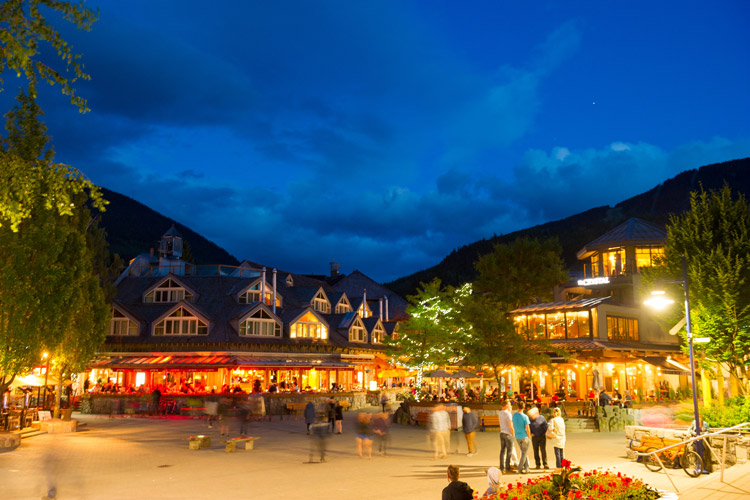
[701,368,712,408]
[716,364,725,407]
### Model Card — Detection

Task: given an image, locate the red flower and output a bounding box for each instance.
[561,459,571,468]
[575,491,583,499]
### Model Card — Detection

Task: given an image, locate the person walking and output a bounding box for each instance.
[528,406,549,469]
[442,464,474,500]
[512,401,531,474]
[461,406,478,456]
[498,400,515,473]
[334,401,344,434]
[549,407,566,468]
[372,412,390,456]
[430,404,450,460]
[355,412,373,458]
[326,399,336,432]
[309,417,331,463]
[304,401,316,435]
[380,391,388,412]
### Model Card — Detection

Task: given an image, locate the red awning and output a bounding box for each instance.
[92,355,355,371]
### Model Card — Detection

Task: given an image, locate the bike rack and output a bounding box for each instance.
[633,422,750,494]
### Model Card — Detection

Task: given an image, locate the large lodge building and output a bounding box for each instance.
[91,226,406,393]
[89,218,690,401]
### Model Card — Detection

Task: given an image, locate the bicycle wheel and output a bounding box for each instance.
[681,450,703,477]
[644,447,663,472]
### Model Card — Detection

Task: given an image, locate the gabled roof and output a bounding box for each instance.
[142,273,199,301]
[162,224,182,238]
[577,218,666,260]
[235,302,282,324]
[333,270,408,318]
[362,316,384,333]
[152,300,211,327]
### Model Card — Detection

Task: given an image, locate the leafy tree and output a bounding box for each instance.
[0,0,98,112]
[460,237,568,387]
[0,88,112,407]
[645,185,750,395]
[385,278,466,396]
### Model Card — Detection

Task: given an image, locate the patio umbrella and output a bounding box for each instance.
[425,369,453,378]
[377,368,408,378]
[451,369,478,379]
[10,374,59,388]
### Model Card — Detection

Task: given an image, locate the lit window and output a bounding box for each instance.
[111,309,138,336]
[313,291,330,313]
[335,297,352,314]
[607,315,639,342]
[357,302,371,318]
[144,279,193,303]
[350,317,366,342]
[565,310,591,338]
[290,312,328,340]
[371,323,385,343]
[635,246,665,272]
[153,307,208,336]
[239,309,281,337]
[238,282,281,307]
[547,312,565,339]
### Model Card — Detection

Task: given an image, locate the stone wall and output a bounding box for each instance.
[596,405,636,432]
[625,425,739,471]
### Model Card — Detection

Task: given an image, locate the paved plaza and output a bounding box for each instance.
[1,409,748,500]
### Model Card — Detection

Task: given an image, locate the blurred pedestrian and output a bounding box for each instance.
[304,401,316,434]
[355,412,373,458]
[326,399,336,432]
[380,391,388,412]
[309,417,330,463]
[372,412,390,456]
[461,406,478,456]
[334,401,344,434]
[498,400,515,472]
[430,404,450,460]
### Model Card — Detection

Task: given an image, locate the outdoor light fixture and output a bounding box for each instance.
[644,255,703,442]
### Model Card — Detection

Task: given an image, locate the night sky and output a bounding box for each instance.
[5,1,750,282]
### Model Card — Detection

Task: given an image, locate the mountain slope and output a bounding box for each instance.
[385,157,750,298]
[98,188,239,266]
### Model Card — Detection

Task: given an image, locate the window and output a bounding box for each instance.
[357,302,371,318]
[371,323,386,343]
[528,314,546,340]
[350,317,366,342]
[239,309,281,337]
[635,246,665,271]
[238,282,281,307]
[607,315,639,342]
[312,291,330,313]
[111,309,138,336]
[335,297,352,314]
[144,279,193,303]
[154,307,208,336]
[590,253,600,277]
[603,247,626,276]
[290,312,328,340]
[566,310,591,338]
[547,312,565,339]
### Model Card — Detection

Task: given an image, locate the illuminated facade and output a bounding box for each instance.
[510,218,688,401]
[91,227,404,392]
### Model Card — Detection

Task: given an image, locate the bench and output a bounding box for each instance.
[188,435,211,450]
[414,412,431,426]
[480,415,500,432]
[224,436,260,452]
[286,403,308,419]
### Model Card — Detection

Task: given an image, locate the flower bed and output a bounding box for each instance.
[480,460,660,500]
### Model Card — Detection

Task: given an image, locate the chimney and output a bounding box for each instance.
[379,298,383,319]
[362,289,367,318]
[272,268,277,314]
[385,295,389,321]
[261,268,267,305]
[330,259,340,278]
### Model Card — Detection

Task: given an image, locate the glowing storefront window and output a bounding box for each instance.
[607,315,639,342]
[528,314,546,340]
[547,312,565,339]
[290,312,328,340]
[565,310,590,338]
[635,246,665,271]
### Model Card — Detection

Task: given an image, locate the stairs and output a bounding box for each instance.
[565,417,597,432]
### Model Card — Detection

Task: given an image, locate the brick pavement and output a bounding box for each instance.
[0,411,746,499]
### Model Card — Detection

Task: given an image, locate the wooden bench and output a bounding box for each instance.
[480,415,500,431]
[414,412,431,426]
[188,435,211,450]
[224,436,260,452]
[286,403,307,419]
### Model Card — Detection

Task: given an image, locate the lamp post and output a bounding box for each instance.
[644,255,701,438]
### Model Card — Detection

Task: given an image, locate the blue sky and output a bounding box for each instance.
[5,1,750,282]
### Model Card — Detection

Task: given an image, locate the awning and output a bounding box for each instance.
[641,356,691,376]
[92,355,356,371]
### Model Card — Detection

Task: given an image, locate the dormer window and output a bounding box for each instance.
[371,322,386,344]
[335,296,352,314]
[313,290,330,313]
[349,316,366,342]
[144,279,193,303]
[239,309,281,337]
[290,312,328,340]
[286,275,294,287]
[153,307,207,336]
[110,309,138,336]
[238,282,281,307]
[357,302,371,318]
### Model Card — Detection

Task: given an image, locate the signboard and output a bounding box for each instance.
[577,277,610,286]
[38,411,52,421]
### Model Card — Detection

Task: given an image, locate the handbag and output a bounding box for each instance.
[546,428,555,439]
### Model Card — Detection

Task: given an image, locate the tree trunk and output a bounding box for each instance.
[54,367,63,419]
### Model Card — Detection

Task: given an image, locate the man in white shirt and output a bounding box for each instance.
[430,404,451,459]
[498,400,515,472]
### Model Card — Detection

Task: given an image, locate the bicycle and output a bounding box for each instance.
[631,436,703,477]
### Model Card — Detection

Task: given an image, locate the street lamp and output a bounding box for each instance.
[644,256,702,440]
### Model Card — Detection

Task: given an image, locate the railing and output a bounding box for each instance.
[127,264,262,278]
[633,422,750,493]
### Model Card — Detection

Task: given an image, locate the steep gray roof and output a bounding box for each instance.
[577,218,666,259]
